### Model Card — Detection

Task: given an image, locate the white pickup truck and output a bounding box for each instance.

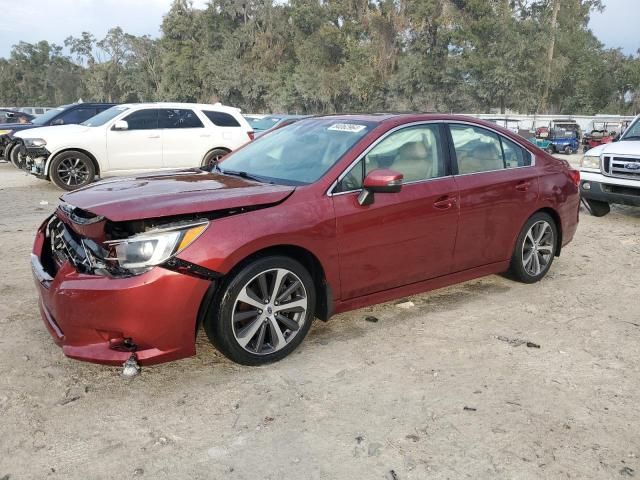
[579,115,640,216]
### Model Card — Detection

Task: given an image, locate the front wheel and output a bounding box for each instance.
[204,256,316,365]
[9,145,26,169]
[546,145,555,154]
[50,151,96,191]
[509,212,558,284]
[584,199,610,217]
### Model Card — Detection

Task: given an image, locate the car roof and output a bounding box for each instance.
[308,112,497,125]
[121,102,242,114]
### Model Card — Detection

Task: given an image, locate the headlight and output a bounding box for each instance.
[24,138,47,147]
[579,155,600,169]
[103,221,208,274]
[0,129,13,136]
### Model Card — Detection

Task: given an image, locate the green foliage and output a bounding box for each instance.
[0,0,638,114]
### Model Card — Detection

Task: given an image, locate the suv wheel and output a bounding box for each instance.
[201,148,229,170]
[9,145,25,169]
[204,256,316,365]
[50,151,96,191]
[584,199,610,217]
[509,212,557,284]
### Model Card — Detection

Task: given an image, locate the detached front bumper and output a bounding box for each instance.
[580,171,640,207]
[32,220,212,365]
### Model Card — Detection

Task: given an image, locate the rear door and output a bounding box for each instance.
[54,106,99,125]
[106,108,163,172]
[447,122,539,271]
[202,110,249,149]
[332,123,459,299]
[159,108,210,168]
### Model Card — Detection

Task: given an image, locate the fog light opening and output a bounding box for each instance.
[582,182,591,190]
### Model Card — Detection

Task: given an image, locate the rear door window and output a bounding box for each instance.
[59,107,99,125]
[449,124,505,174]
[501,136,532,168]
[159,109,204,129]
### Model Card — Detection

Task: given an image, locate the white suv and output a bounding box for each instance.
[15,103,253,190]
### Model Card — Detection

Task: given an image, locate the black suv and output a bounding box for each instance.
[0,102,115,167]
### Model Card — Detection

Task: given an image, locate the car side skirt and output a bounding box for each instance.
[333,260,511,315]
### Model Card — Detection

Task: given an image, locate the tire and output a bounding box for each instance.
[49,151,96,191]
[204,256,316,365]
[201,148,229,170]
[6,145,26,170]
[585,199,610,217]
[563,146,572,155]
[509,212,558,284]
[546,145,555,154]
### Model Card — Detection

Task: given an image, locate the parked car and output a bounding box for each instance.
[16,106,54,116]
[15,102,253,190]
[249,114,309,137]
[545,128,580,154]
[579,114,640,216]
[0,102,115,167]
[550,119,582,142]
[31,114,580,369]
[0,109,34,124]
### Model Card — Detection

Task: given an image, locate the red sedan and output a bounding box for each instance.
[31,114,580,367]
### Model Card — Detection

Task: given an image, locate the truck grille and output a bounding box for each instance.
[603,155,640,179]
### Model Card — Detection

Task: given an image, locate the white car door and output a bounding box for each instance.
[106,108,163,173]
[160,108,212,168]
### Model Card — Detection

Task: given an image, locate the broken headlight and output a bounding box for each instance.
[23,138,47,147]
[102,221,208,275]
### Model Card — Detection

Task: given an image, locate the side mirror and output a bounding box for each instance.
[51,118,64,126]
[112,120,129,131]
[358,169,403,206]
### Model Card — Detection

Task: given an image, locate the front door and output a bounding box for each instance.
[332,123,459,300]
[447,123,539,271]
[106,108,163,173]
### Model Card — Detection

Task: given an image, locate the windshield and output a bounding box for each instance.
[621,117,640,140]
[82,105,130,127]
[248,116,284,131]
[31,106,67,126]
[219,118,375,185]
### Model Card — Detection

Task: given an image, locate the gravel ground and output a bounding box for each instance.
[1,158,639,480]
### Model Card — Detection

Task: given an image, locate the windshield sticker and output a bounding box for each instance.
[328,123,367,133]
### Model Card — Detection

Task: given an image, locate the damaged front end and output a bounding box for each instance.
[45,203,219,280]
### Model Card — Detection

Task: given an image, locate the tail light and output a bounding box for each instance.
[568,169,580,187]
[247,131,255,141]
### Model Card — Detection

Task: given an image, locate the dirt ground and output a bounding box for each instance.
[1,157,639,480]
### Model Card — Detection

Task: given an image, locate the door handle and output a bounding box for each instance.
[433,196,457,210]
[516,181,531,192]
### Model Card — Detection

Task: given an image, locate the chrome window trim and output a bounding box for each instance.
[326,119,537,196]
[326,120,446,196]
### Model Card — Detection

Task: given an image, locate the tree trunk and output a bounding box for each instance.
[539,0,560,113]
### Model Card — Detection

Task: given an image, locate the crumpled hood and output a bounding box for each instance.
[61,169,295,221]
[585,140,640,157]
[13,124,90,139]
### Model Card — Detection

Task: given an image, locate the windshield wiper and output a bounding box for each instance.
[218,168,272,184]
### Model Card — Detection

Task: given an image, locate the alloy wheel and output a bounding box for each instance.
[232,268,308,355]
[57,157,90,187]
[521,220,554,276]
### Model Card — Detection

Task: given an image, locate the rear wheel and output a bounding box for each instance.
[563,145,572,154]
[509,212,557,284]
[584,199,610,217]
[50,151,96,191]
[201,148,229,170]
[546,145,555,154]
[204,256,316,365]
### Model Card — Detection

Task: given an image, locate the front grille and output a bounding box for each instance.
[603,155,640,179]
[48,218,91,272]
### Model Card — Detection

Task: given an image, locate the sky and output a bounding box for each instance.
[0,0,637,59]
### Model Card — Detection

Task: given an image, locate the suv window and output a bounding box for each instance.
[160,109,203,129]
[450,124,505,174]
[336,124,446,192]
[124,109,159,130]
[59,107,98,125]
[203,111,241,127]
